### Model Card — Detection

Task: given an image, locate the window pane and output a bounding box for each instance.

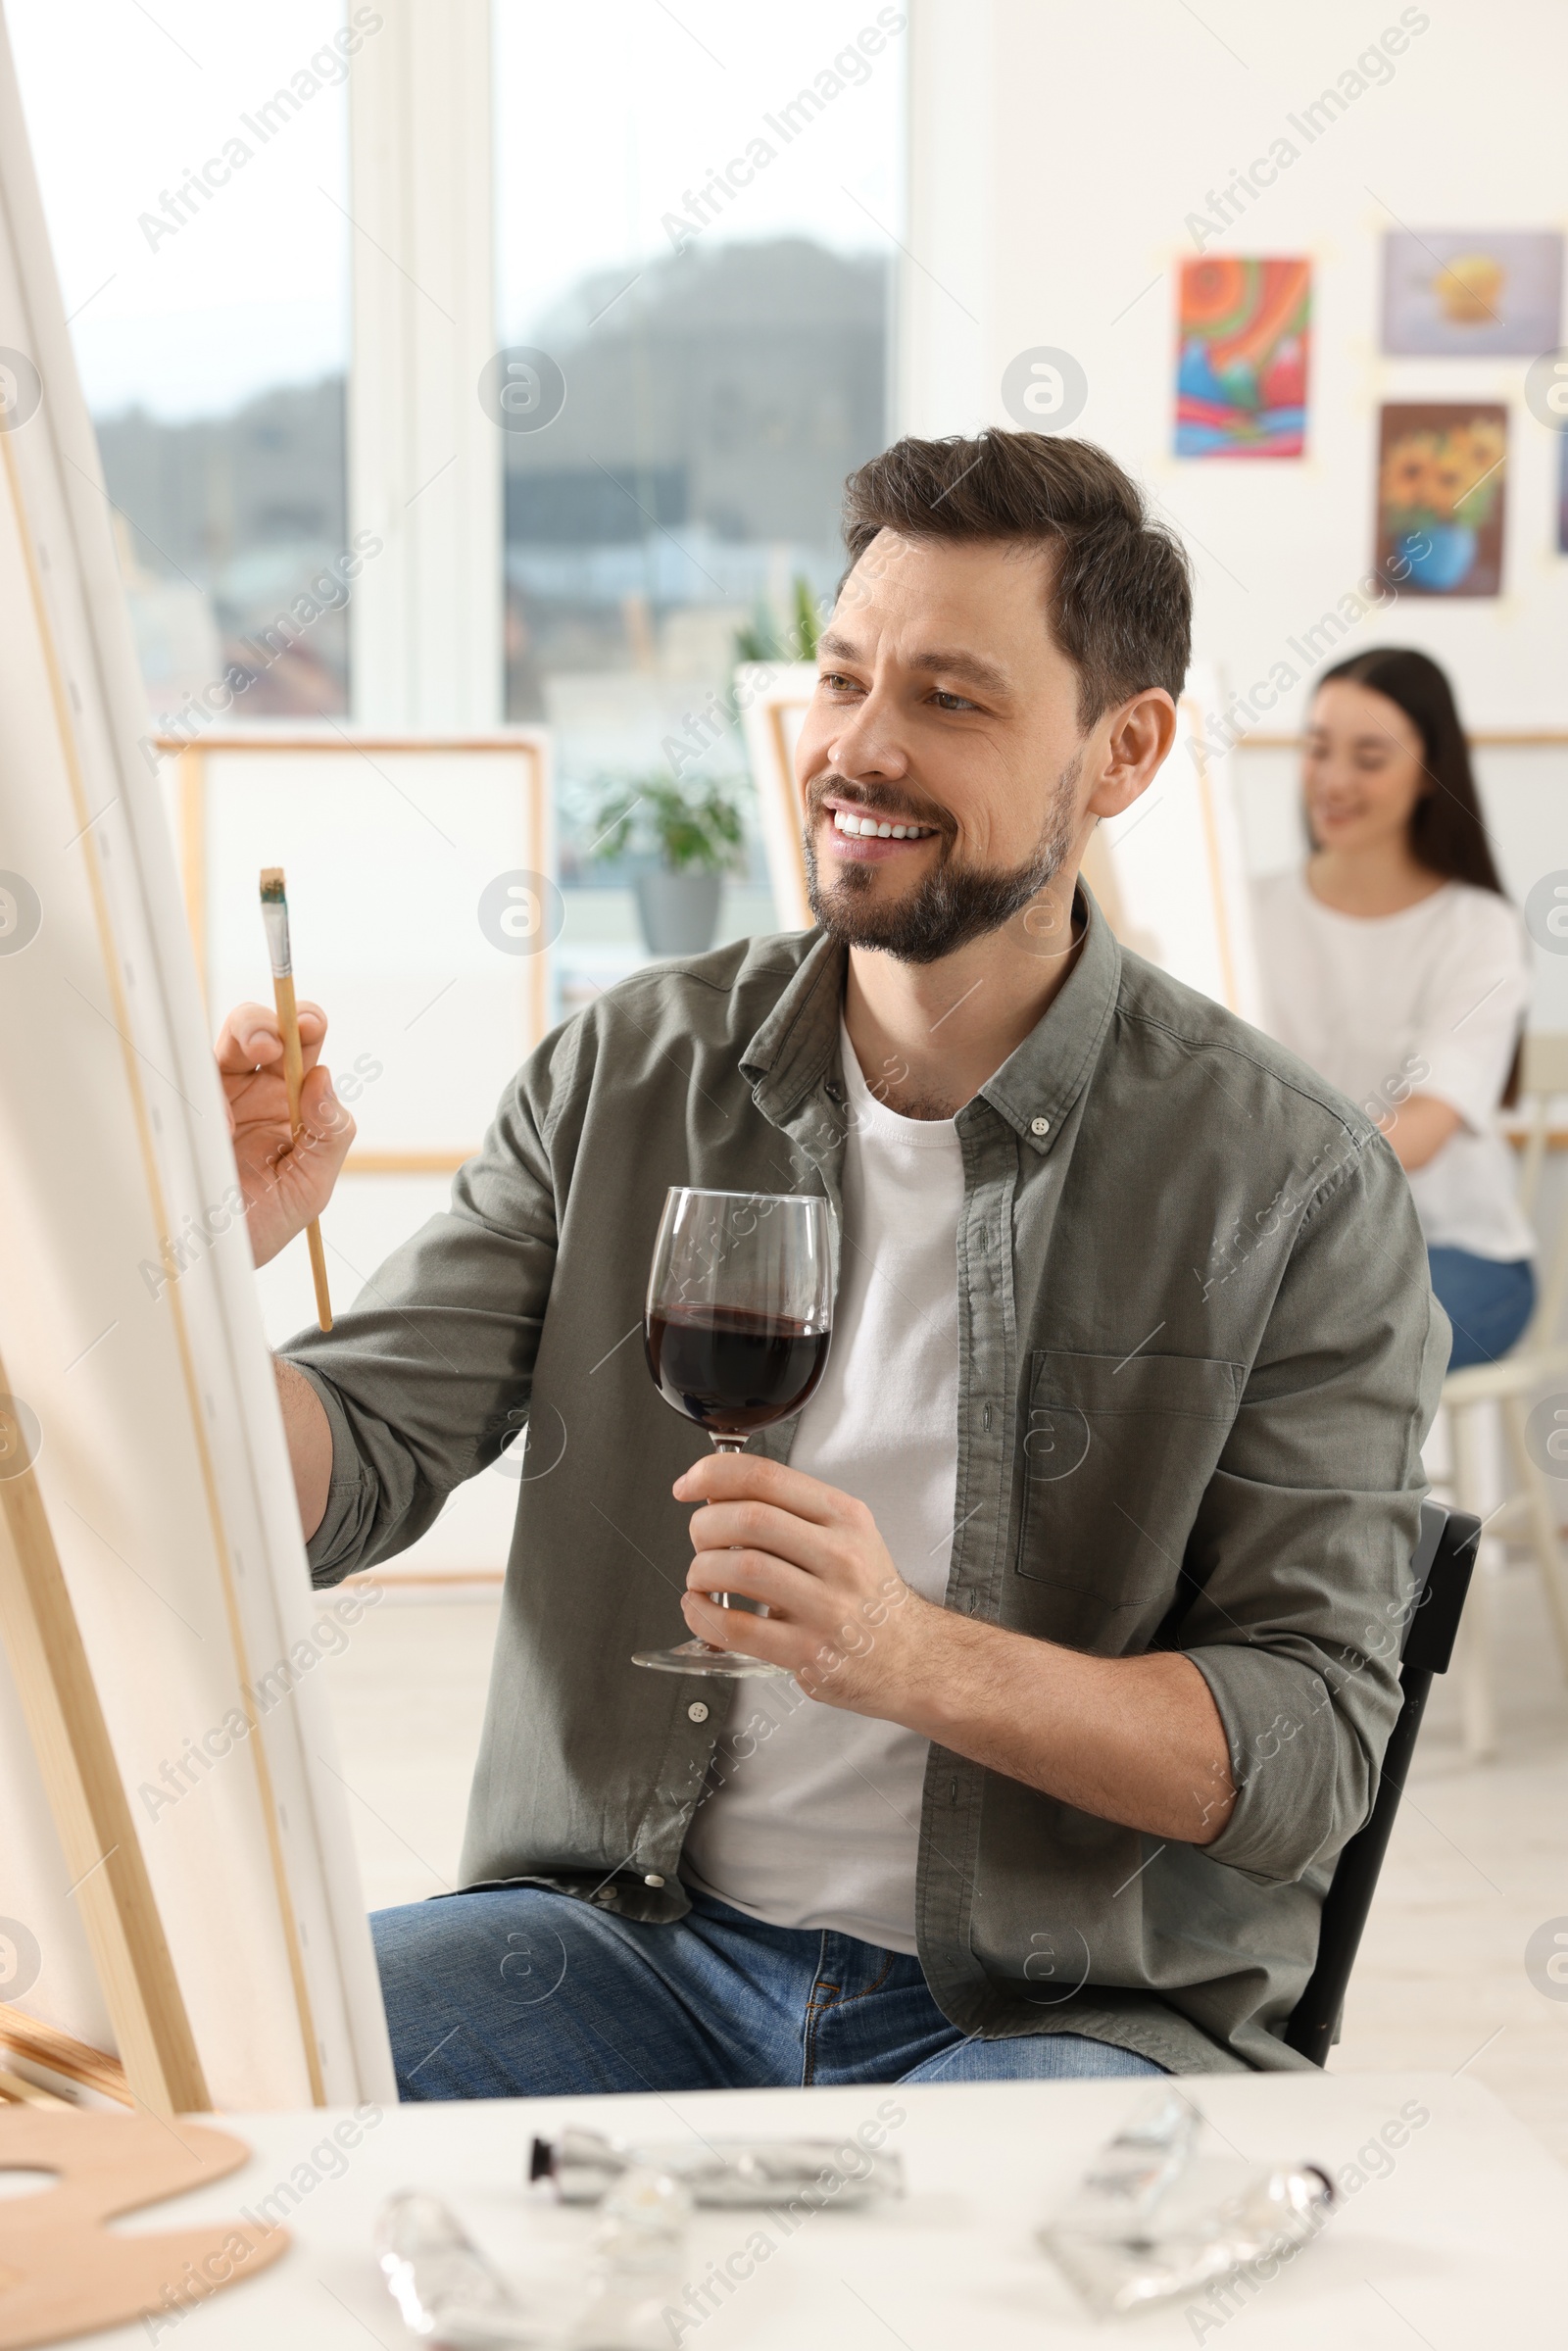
[8,0,353,727]
[494,0,905,998]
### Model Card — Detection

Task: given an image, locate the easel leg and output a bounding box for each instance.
[1502,1393,1568,1679]
[0,1371,208,2117]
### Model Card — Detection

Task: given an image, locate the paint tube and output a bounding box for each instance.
[1039,2087,1334,2319]
[530,2127,905,2210]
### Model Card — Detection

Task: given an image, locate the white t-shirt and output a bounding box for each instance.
[1251,869,1533,1262]
[681,1021,964,1953]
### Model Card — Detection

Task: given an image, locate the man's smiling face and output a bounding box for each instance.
[793,529,1094,964]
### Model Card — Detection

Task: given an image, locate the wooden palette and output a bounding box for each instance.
[0,2106,288,2348]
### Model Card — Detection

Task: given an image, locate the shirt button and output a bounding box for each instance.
[644,1872,665,1887]
[1030,1115,1051,1137]
[687,1701,710,1723]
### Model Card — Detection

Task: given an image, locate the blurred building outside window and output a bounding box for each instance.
[13,0,906,1005]
[10,0,355,728]
[493,0,905,1004]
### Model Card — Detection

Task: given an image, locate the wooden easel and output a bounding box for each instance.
[0,1342,207,2119]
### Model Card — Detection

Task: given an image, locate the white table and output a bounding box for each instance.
[83,2073,1562,2346]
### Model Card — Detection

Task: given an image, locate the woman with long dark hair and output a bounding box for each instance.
[1253,647,1534,1369]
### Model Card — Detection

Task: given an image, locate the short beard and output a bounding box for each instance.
[803,755,1081,966]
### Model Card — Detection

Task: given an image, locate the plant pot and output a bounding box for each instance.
[635,869,723,956]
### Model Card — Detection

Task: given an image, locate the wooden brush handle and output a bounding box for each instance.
[271,972,306,1132]
[269,972,333,1332]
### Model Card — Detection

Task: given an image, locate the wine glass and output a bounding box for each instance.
[632,1188,833,1678]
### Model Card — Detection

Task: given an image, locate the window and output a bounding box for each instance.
[9,0,355,726]
[494,0,906,997]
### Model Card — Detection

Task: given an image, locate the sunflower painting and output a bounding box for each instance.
[1375,403,1507,598]
[1175,257,1310,458]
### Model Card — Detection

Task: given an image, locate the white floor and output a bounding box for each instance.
[321,1561,1568,2158]
[1333,1557,1568,2160]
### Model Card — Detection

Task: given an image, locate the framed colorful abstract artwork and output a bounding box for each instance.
[1382,230,1563,357]
[1374,404,1507,598]
[1175,257,1310,458]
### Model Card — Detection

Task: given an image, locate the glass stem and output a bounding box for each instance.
[710,1434,747,1612]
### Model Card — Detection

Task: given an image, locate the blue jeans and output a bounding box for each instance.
[1428,1247,1536,1371]
[370,1886,1166,2101]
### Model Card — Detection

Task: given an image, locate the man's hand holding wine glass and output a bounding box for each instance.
[674,1451,929,1708]
[676,1438,1244,1842]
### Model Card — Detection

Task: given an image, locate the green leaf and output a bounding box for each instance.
[792,574,823,659]
[585,770,749,873]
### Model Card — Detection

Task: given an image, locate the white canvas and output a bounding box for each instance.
[163,735,554,1158]
[0,19,393,2108]
[1099,675,1265,1025]
[158,731,554,1588]
[736,661,816,932]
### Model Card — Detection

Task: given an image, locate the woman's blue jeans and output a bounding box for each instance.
[1428,1247,1535,1371]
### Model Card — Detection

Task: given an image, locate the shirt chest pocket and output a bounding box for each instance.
[1015,1349,1244,1617]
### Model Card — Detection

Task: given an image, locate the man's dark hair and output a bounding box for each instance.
[840,429,1192,727]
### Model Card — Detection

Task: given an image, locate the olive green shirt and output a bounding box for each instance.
[285,892,1447,2075]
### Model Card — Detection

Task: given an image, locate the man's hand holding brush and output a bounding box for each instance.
[215,1001,355,1270]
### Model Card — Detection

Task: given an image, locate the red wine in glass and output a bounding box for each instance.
[646,1304,830,1438]
[633,1189,833,1678]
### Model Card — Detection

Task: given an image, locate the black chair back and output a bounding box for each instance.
[1284,1499,1480,2067]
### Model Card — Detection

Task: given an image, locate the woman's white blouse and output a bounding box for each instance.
[1251,869,1535,1262]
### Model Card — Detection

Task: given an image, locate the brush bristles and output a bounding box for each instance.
[259,868,293,977]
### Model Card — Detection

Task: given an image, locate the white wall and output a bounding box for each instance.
[899,0,1568,721]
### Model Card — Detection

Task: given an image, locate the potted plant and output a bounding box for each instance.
[733,574,824,664]
[589,773,747,956]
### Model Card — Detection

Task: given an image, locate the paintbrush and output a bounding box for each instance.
[259,866,333,1332]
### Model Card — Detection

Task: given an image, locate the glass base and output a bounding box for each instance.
[631,1638,789,1679]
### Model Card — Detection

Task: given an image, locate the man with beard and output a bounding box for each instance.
[220,430,1446,2095]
